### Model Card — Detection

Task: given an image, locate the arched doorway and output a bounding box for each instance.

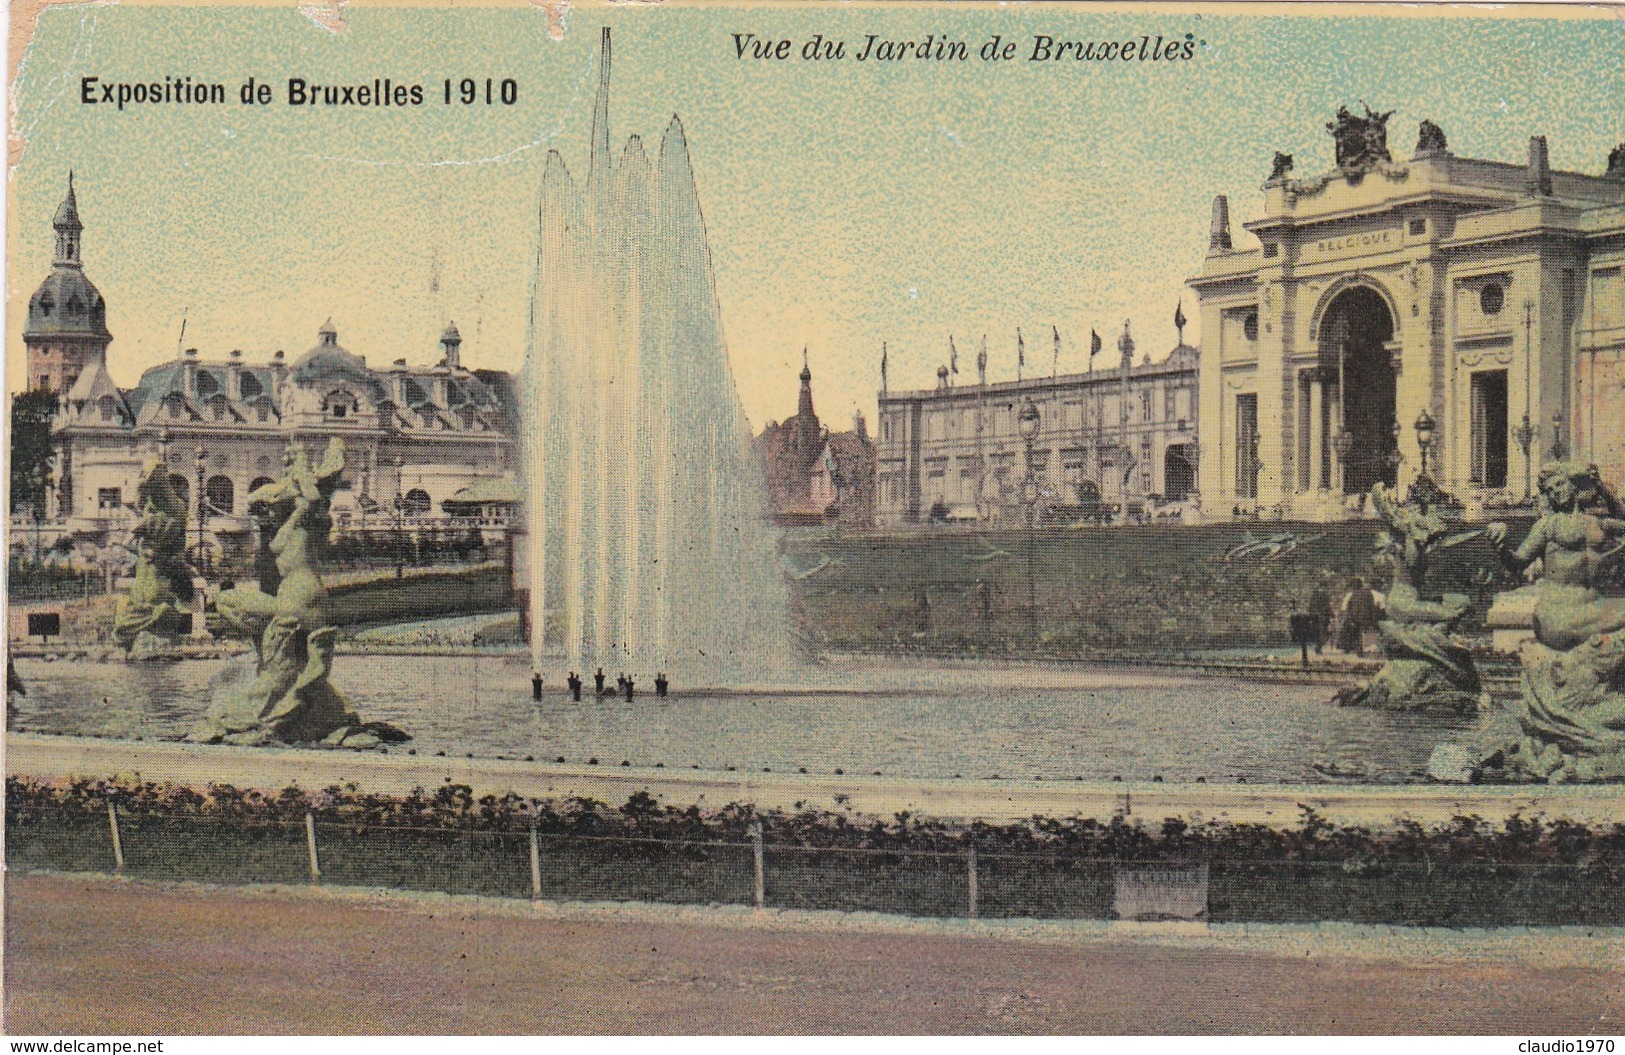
[1164,445,1195,501]
[1319,285,1397,494]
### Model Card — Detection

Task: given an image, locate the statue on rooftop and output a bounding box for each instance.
[1326,103,1394,171]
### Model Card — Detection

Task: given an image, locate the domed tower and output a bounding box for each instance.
[23,173,112,394]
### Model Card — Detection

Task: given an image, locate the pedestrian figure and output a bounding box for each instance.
[567,671,583,702]
[1340,576,1382,656]
[531,671,543,701]
[594,667,606,695]
[655,672,668,698]
[977,580,993,625]
[1307,576,1334,654]
[623,675,635,703]
[615,674,626,698]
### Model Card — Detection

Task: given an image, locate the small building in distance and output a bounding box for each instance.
[755,352,877,528]
[873,322,1200,527]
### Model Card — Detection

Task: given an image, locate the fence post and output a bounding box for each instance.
[106,800,124,872]
[305,811,321,882]
[529,826,542,900]
[749,820,765,910]
[966,843,978,921]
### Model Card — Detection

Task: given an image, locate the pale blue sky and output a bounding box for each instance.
[8,4,1622,431]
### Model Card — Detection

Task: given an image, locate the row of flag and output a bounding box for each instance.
[880,304,1187,389]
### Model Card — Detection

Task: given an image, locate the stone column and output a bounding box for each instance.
[1309,372,1326,492]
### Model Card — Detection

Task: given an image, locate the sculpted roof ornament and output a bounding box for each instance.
[1415,119,1448,156]
[1326,102,1394,172]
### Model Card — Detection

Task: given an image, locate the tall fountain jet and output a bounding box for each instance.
[522,28,786,682]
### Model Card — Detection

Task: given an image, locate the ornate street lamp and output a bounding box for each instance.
[1414,407,1437,479]
[1512,414,1535,501]
[1017,398,1041,646]
[194,447,208,577]
[1385,420,1403,481]
[1551,409,1567,461]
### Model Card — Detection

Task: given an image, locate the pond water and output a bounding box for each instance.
[9,653,1483,784]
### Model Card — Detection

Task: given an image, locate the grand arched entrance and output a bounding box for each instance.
[1319,285,1397,495]
[1164,444,1195,501]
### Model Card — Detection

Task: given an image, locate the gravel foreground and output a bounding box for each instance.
[5,872,1621,1035]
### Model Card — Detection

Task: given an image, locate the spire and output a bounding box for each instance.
[590,27,613,180]
[1208,195,1233,252]
[53,171,83,266]
[798,348,815,420]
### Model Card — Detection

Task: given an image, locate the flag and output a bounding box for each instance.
[1017,328,1025,375]
[1174,303,1188,334]
[950,336,959,375]
[880,342,888,391]
[1090,329,1102,358]
[1052,325,1061,378]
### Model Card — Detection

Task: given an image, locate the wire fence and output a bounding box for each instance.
[6,803,1621,927]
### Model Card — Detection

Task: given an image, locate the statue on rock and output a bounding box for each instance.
[114,460,195,652]
[187,439,408,748]
[1472,463,1625,782]
[1337,483,1484,713]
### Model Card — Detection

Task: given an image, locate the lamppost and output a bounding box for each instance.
[1017,398,1041,646]
[194,447,208,577]
[1551,409,1567,460]
[1385,420,1403,482]
[1512,415,1535,500]
[1414,407,1437,480]
[1332,427,1354,501]
[392,455,405,579]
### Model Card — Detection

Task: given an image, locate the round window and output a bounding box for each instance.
[1480,283,1505,316]
[1243,312,1260,341]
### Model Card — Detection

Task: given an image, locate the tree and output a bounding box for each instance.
[10,388,58,521]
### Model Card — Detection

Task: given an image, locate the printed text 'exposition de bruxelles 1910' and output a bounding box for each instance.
[79,76,519,111]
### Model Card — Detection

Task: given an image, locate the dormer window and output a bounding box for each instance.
[37,293,53,316]
[98,395,116,422]
[66,294,84,315]
[322,387,359,420]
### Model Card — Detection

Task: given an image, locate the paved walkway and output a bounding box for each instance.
[5,873,1620,1034]
[9,732,1623,828]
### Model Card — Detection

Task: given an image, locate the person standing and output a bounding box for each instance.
[594,667,606,695]
[1307,576,1334,654]
[1341,576,1381,656]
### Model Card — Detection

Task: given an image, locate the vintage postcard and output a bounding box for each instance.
[4,0,1624,1038]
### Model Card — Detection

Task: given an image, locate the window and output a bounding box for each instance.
[1470,370,1509,489]
[1263,243,1280,259]
[97,487,122,511]
[256,403,270,423]
[1243,312,1260,342]
[1409,218,1427,236]
[1235,393,1260,499]
[205,475,235,515]
[98,396,117,422]
[37,293,53,316]
[1480,283,1505,317]
[1141,392,1152,423]
[402,488,432,516]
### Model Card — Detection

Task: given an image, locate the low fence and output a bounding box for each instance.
[7,801,1620,927]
